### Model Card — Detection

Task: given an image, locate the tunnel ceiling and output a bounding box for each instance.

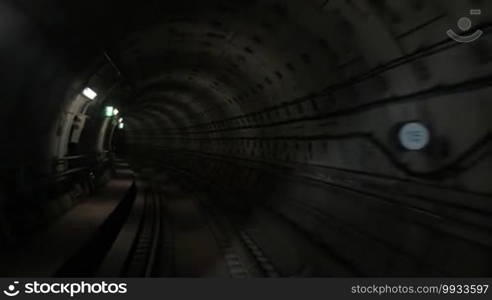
[6,0,492,188]
[118,0,347,129]
[13,0,425,128]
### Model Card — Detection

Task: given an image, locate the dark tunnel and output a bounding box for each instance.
[0,0,492,277]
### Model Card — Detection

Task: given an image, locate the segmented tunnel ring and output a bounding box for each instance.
[1,0,492,277]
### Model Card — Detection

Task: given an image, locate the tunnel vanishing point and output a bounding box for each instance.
[0,0,491,277]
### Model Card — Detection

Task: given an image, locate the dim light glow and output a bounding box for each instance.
[398,122,430,150]
[113,108,119,116]
[82,87,97,100]
[118,118,123,123]
[105,106,114,117]
[118,122,124,129]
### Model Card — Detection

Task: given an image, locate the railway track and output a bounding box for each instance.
[98,171,280,278]
[122,181,161,276]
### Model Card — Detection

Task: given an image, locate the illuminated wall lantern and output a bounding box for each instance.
[118,122,124,129]
[105,106,114,117]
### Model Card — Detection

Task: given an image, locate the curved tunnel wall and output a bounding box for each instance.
[122,0,492,276]
[0,0,126,242]
[0,0,491,276]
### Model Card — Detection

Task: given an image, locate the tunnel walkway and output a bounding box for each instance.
[0,167,134,277]
[97,166,352,277]
[1,154,491,277]
[0,159,357,277]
